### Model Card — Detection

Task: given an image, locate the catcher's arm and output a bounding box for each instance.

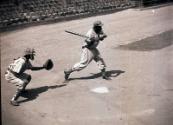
[29,59,53,71]
[25,60,44,71]
[30,66,44,71]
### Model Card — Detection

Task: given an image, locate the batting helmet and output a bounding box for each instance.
[93,20,103,27]
[24,48,35,56]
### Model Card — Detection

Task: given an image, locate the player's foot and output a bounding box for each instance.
[64,70,71,80]
[102,75,111,80]
[10,100,19,106]
[101,69,111,80]
[21,89,28,93]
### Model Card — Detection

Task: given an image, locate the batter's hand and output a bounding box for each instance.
[91,36,100,41]
[99,34,107,41]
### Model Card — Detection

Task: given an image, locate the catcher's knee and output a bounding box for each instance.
[23,79,30,85]
[19,77,30,90]
[18,81,28,91]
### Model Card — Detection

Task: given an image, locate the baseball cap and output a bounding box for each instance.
[93,20,103,27]
[24,48,35,56]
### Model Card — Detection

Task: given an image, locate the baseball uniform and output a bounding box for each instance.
[64,20,110,80]
[5,57,32,90]
[72,28,106,71]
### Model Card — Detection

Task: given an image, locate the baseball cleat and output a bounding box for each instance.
[101,69,111,80]
[102,75,111,80]
[10,100,19,106]
[64,71,70,80]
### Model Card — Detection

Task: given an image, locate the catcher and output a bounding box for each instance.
[64,20,110,81]
[5,48,53,106]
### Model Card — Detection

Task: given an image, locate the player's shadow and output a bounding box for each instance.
[18,84,66,104]
[69,70,125,81]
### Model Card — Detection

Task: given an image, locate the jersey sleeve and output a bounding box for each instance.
[85,29,96,43]
[26,60,33,70]
[86,29,95,38]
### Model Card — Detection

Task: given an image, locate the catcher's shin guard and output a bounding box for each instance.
[21,82,29,93]
[22,76,31,92]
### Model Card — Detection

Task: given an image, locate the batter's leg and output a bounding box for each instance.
[64,48,93,80]
[93,49,110,80]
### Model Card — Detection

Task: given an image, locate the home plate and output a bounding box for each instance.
[91,86,109,94]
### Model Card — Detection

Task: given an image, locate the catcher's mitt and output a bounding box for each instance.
[44,59,53,70]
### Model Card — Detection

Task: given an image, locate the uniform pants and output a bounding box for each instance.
[72,48,106,71]
[5,71,31,91]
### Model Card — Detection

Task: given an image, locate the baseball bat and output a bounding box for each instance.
[65,30,89,39]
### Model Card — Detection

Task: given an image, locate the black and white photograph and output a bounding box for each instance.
[1,0,173,125]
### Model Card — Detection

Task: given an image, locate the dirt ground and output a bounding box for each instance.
[1,5,173,125]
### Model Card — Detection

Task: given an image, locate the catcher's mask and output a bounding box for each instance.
[24,48,35,60]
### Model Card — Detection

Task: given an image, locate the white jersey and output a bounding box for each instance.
[83,28,99,49]
[83,28,105,49]
[8,57,32,74]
